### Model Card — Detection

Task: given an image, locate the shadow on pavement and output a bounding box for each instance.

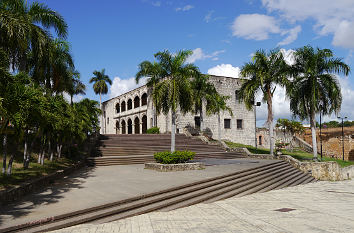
[0,166,96,227]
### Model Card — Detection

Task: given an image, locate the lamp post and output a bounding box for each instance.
[337,116,347,161]
[254,102,261,148]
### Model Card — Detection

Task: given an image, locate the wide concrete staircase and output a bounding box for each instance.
[2,160,316,233]
[87,134,246,166]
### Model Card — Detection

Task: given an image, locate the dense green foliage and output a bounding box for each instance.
[0,0,100,175]
[154,150,196,164]
[146,127,160,134]
[276,118,304,134]
[318,120,354,128]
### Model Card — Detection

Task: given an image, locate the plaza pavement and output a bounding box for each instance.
[53,179,354,233]
[0,158,273,229]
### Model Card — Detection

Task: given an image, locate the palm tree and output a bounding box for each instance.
[191,73,216,132]
[206,93,233,142]
[136,61,163,127]
[67,71,86,105]
[0,0,67,71]
[288,46,350,159]
[89,69,112,134]
[141,50,199,152]
[239,49,289,155]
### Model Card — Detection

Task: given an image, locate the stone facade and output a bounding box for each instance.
[256,128,296,149]
[101,75,256,145]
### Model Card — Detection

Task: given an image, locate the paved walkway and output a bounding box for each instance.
[54,179,354,233]
[0,158,272,229]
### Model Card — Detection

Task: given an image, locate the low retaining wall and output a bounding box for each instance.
[221,141,354,181]
[145,162,205,172]
[0,162,85,205]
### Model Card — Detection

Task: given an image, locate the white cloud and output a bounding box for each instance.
[231,14,281,40]
[63,93,84,103]
[280,48,296,65]
[186,48,225,63]
[151,1,161,7]
[278,25,301,46]
[176,5,194,12]
[207,64,241,78]
[110,76,147,99]
[261,0,354,48]
[204,11,214,23]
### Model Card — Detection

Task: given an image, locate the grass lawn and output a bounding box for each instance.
[225,140,354,168]
[281,149,354,167]
[224,141,270,154]
[0,157,77,190]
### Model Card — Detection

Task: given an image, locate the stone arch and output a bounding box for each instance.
[134,96,140,108]
[121,101,126,112]
[127,118,133,134]
[141,93,147,106]
[121,120,126,134]
[142,115,147,134]
[127,99,132,110]
[116,120,120,134]
[115,103,120,113]
[134,116,140,134]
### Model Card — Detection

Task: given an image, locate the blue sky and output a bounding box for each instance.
[36,0,354,124]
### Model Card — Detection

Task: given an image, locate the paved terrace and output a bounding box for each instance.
[54,179,354,233]
[0,158,273,229]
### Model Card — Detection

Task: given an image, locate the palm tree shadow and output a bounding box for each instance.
[0,166,96,227]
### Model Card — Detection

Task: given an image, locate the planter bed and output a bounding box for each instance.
[145,162,205,172]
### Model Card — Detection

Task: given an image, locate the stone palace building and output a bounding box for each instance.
[101,75,256,145]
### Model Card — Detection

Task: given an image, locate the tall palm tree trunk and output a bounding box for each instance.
[171,111,176,152]
[100,93,103,134]
[2,133,7,174]
[310,111,318,159]
[217,112,221,142]
[200,105,203,133]
[267,93,274,155]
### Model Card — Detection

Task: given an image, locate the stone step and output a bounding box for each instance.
[1,161,316,232]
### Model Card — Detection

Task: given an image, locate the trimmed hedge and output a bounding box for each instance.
[146,127,160,134]
[154,150,196,164]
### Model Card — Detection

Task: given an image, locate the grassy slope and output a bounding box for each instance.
[225,141,354,167]
[0,157,76,190]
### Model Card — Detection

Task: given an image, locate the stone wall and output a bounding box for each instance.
[256,128,295,149]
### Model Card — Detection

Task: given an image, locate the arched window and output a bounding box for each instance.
[134,117,140,134]
[141,93,147,106]
[121,101,126,112]
[142,115,147,134]
[115,103,120,113]
[127,99,132,110]
[127,118,132,134]
[121,120,126,134]
[134,96,140,108]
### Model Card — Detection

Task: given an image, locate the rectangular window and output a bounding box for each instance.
[237,119,243,129]
[194,116,201,129]
[224,119,231,129]
[107,117,109,125]
[235,90,240,101]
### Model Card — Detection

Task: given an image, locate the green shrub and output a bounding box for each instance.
[146,127,160,134]
[154,150,196,164]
